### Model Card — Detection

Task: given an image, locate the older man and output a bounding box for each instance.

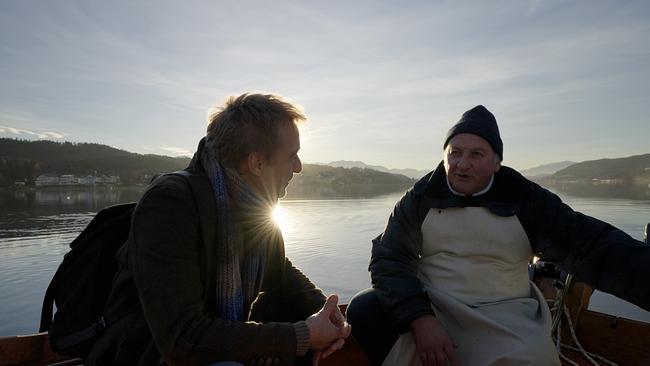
[347,105,650,366]
[86,94,351,366]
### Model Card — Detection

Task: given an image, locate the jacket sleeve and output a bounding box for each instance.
[369,189,434,332]
[129,177,300,366]
[282,259,326,318]
[248,259,326,325]
[525,183,650,310]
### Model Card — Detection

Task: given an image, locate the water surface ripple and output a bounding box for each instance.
[1,188,649,336]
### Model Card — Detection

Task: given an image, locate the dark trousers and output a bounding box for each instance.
[346,288,399,366]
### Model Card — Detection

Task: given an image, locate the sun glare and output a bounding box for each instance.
[272,204,289,236]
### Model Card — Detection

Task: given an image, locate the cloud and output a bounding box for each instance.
[526,0,542,17]
[161,146,192,157]
[0,111,68,139]
[0,125,66,140]
[2,1,648,171]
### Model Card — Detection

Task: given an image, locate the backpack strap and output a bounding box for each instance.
[172,170,218,315]
[39,272,56,332]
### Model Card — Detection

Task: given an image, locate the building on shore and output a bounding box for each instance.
[35,174,60,186]
[34,174,121,187]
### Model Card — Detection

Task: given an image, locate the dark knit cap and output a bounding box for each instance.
[443,105,503,160]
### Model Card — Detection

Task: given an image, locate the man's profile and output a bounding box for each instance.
[86,93,351,366]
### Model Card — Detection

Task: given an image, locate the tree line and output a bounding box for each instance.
[0,139,416,190]
[0,138,189,186]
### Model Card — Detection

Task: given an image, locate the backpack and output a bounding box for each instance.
[38,170,215,358]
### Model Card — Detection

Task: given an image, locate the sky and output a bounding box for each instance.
[0,1,649,171]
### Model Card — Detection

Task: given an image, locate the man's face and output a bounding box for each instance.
[260,124,302,201]
[444,133,501,196]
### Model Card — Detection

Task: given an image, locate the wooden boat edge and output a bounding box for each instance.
[2,291,649,366]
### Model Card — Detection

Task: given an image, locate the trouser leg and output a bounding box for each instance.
[346,288,398,366]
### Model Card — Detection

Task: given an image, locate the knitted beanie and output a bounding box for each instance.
[443,105,503,160]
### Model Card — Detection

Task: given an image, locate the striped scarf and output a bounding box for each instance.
[201,140,273,321]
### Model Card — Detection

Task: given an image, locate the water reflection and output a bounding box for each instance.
[0,187,145,214]
[541,182,650,200]
[272,204,290,237]
[1,185,649,336]
[285,183,410,200]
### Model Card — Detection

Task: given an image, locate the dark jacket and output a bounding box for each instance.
[370,162,650,332]
[87,144,325,366]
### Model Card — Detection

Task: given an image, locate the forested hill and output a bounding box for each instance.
[0,138,190,185]
[550,154,650,182]
[0,139,417,193]
[285,163,416,199]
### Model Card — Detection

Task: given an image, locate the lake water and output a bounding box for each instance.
[1,186,650,337]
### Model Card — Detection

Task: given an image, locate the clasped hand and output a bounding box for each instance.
[305,294,352,365]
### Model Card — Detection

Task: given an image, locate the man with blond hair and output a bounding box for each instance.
[87,93,350,366]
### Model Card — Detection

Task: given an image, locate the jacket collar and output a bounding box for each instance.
[413,161,527,216]
[187,137,207,174]
[446,174,494,197]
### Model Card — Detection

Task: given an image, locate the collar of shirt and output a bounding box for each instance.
[446,174,495,197]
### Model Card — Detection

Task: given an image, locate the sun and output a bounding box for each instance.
[272,203,289,236]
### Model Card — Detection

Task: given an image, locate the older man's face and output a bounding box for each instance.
[444,133,501,196]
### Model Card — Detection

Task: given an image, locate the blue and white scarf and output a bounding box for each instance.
[201,140,274,321]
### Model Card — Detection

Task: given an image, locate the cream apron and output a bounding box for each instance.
[383,207,560,366]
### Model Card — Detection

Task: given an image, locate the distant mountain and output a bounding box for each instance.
[520,161,576,178]
[287,163,416,199]
[0,138,190,185]
[536,154,650,200]
[324,160,428,179]
[550,154,650,182]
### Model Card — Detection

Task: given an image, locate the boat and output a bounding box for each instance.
[2,271,649,366]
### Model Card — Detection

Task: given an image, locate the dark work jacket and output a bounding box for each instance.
[370,162,650,332]
[87,141,325,366]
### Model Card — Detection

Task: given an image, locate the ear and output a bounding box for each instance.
[494,160,501,172]
[246,151,266,177]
